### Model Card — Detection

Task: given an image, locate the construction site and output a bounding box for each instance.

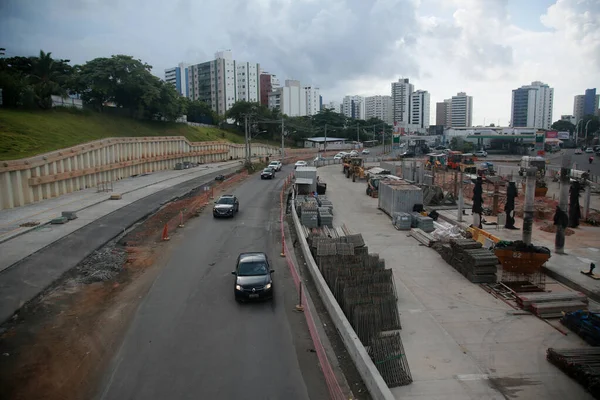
[293,154,600,399]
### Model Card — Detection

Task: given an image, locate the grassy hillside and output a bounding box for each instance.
[0,108,255,161]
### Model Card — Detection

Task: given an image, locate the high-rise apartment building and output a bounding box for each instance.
[259,72,280,106]
[510,81,553,130]
[574,89,600,123]
[435,99,452,127]
[164,62,189,98]
[304,86,321,116]
[391,78,414,127]
[324,101,342,113]
[450,92,473,128]
[365,95,393,125]
[268,80,307,117]
[342,95,365,120]
[172,51,260,115]
[409,90,430,130]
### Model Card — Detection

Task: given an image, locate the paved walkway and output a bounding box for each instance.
[316,165,592,400]
[0,160,242,274]
[438,208,600,302]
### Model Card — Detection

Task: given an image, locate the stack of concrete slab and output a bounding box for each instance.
[318,207,333,227]
[392,212,412,230]
[316,196,334,214]
[412,214,434,233]
[435,239,498,283]
[517,292,589,318]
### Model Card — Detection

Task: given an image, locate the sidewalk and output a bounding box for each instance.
[314,164,592,400]
[0,160,243,274]
[438,208,600,302]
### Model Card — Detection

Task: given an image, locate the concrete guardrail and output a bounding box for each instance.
[290,194,395,400]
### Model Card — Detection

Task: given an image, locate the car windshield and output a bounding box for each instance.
[263,168,273,172]
[216,197,234,205]
[238,261,268,276]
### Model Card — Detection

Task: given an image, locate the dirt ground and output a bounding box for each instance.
[0,170,251,400]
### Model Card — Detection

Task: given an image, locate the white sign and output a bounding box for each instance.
[557,131,570,140]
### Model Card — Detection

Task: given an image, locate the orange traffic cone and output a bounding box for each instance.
[162,223,170,241]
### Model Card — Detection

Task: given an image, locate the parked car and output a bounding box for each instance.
[474,150,488,157]
[268,161,282,171]
[586,147,594,153]
[333,153,345,160]
[261,167,276,179]
[294,160,308,169]
[361,149,370,155]
[213,194,239,218]
[232,252,274,301]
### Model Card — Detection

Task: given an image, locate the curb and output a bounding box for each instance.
[290,195,395,400]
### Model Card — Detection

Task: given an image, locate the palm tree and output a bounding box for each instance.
[30,50,66,109]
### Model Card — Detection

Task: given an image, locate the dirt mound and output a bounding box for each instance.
[539,222,575,236]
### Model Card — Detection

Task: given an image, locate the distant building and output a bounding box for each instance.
[164,62,189,98]
[259,72,279,106]
[173,50,260,115]
[409,90,430,130]
[365,95,393,125]
[304,86,320,116]
[561,115,576,125]
[450,92,473,128]
[435,99,452,127]
[342,95,365,120]
[574,89,600,123]
[391,78,413,127]
[510,81,553,130]
[268,80,306,117]
[323,101,342,113]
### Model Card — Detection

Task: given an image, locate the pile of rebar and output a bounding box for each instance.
[561,311,600,346]
[369,332,413,387]
[434,239,498,283]
[547,348,600,398]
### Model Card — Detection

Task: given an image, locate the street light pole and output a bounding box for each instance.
[280,116,285,162]
[324,124,327,154]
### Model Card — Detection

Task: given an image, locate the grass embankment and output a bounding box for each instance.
[0,108,254,161]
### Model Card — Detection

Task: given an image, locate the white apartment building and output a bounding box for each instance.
[573,95,585,125]
[561,114,577,125]
[183,50,261,115]
[324,101,342,113]
[342,95,365,120]
[236,62,260,103]
[304,86,320,116]
[268,80,307,117]
[391,78,414,127]
[365,95,393,125]
[510,81,553,130]
[450,92,473,128]
[164,62,189,98]
[409,90,430,131]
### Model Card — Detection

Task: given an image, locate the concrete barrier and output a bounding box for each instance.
[290,195,395,400]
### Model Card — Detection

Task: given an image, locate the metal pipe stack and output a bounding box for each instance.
[547,348,600,397]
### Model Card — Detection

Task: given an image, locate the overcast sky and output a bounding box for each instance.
[1,0,599,126]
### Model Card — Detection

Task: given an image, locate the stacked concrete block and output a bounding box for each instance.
[392,212,412,230]
[435,239,498,283]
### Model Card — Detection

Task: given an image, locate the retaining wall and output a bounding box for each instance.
[0,136,281,210]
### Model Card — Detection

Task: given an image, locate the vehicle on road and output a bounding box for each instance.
[268,161,282,171]
[232,252,274,301]
[350,150,359,157]
[213,194,239,218]
[361,149,370,155]
[474,150,488,158]
[518,156,546,177]
[333,153,345,160]
[586,147,594,153]
[294,160,308,169]
[400,150,415,158]
[261,167,276,179]
[575,149,583,154]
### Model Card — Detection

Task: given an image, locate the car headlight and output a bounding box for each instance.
[264,282,272,290]
[235,284,243,291]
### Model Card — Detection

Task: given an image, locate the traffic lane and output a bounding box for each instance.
[97,167,318,400]
[550,149,600,175]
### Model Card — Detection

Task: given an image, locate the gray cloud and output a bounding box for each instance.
[0,0,421,96]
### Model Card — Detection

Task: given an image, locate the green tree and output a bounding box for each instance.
[185,98,217,124]
[29,50,70,109]
[551,119,576,134]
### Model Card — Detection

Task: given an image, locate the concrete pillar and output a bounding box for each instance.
[523,167,537,245]
[34,166,43,201]
[67,157,74,193]
[51,162,59,198]
[11,171,24,207]
[59,160,67,195]
[23,169,34,205]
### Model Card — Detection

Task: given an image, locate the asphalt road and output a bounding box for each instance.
[96,166,328,400]
[0,165,241,324]
[548,148,600,176]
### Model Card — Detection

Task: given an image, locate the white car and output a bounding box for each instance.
[350,150,359,156]
[585,147,594,153]
[474,150,487,157]
[268,161,282,171]
[361,149,370,155]
[294,160,308,169]
[333,153,345,160]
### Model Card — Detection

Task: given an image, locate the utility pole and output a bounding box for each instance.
[356,123,359,144]
[555,154,571,254]
[244,114,250,166]
[280,116,285,162]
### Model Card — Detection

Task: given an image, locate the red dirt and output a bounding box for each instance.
[0,168,254,400]
[539,223,575,236]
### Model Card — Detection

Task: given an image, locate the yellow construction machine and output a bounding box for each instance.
[346,157,365,182]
